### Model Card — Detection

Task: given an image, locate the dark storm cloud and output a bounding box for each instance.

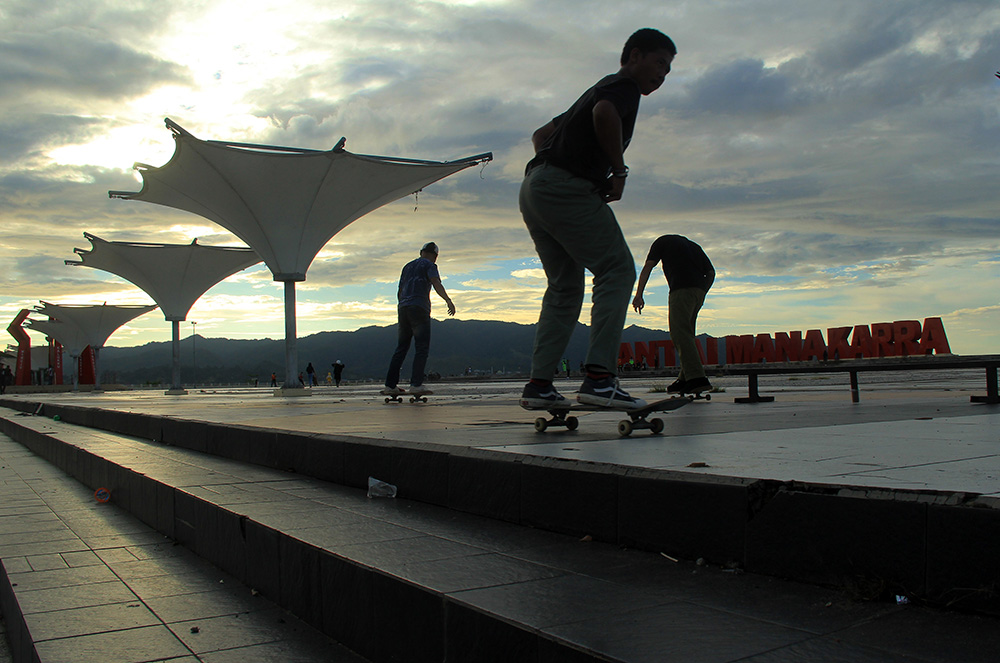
[0,28,189,102]
[681,58,809,116]
[0,115,102,165]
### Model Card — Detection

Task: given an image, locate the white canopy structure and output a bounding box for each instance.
[65,233,261,394]
[110,118,492,392]
[24,318,88,390]
[29,302,157,390]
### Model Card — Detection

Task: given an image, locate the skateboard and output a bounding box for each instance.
[383,392,431,404]
[529,395,694,436]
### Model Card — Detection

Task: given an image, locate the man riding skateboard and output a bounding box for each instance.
[633,234,714,395]
[381,242,455,398]
[518,28,677,411]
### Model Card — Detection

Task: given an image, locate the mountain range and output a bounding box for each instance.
[98,319,672,385]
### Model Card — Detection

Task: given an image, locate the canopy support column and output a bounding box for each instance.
[278,280,309,397]
[166,320,187,395]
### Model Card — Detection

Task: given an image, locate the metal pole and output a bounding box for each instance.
[284,280,298,389]
[171,321,182,391]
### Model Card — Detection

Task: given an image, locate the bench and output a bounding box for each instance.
[701,355,1000,404]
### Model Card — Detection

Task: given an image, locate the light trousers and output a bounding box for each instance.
[519,163,635,380]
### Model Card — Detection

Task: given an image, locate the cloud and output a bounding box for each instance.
[0,0,998,355]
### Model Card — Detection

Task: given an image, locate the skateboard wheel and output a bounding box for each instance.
[534,417,548,433]
[617,420,633,437]
[650,418,665,434]
[704,393,712,401]
[385,397,392,403]
[566,416,579,431]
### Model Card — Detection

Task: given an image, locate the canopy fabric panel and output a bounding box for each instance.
[110,119,492,281]
[33,302,157,350]
[25,318,88,357]
[67,233,261,322]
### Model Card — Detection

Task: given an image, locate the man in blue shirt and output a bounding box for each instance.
[381,242,456,397]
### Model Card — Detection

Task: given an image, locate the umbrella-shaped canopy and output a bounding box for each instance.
[66,233,261,322]
[33,302,157,351]
[25,318,88,358]
[110,118,493,281]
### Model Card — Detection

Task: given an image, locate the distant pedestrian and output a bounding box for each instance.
[332,360,345,387]
[0,365,11,394]
[306,362,317,386]
[270,372,277,387]
[298,372,305,387]
[326,371,333,385]
[381,242,455,398]
[633,234,714,395]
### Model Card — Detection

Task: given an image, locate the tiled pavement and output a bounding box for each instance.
[0,431,365,662]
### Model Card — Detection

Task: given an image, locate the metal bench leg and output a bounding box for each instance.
[850,371,860,403]
[735,373,775,403]
[971,364,999,404]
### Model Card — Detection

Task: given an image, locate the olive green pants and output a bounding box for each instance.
[669,287,708,381]
[519,163,635,380]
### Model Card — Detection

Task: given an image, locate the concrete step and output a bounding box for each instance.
[2,395,999,617]
[0,429,366,663]
[3,407,1000,662]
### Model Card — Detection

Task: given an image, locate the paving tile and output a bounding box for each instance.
[24,553,69,572]
[33,624,191,663]
[80,530,174,549]
[198,637,368,662]
[837,606,1000,663]
[23,601,160,640]
[0,557,31,574]
[168,609,288,654]
[95,547,141,565]
[61,550,104,567]
[738,636,933,662]
[126,570,233,601]
[0,513,67,535]
[404,551,568,594]
[8,564,118,591]
[331,534,487,568]
[0,538,90,558]
[109,556,204,581]
[15,579,137,614]
[287,519,424,551]
[145,589,270,623]
[451,574,671,631]
[545,601,811,663]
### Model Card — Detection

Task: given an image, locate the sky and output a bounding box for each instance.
[2,0,999,357]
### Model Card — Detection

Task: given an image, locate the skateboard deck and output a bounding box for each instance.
[383,391,431,404]
[528,395,695,436]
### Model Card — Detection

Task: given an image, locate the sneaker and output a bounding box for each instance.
[667,379,686,394]
[578,375,648,409]
[409,385,433,396]
[519,381,568,409]
[380,386,406,396]
[683,377,712,394]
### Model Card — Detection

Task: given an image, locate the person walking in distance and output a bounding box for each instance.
[518,28,677,410]
[381,242,455,398]
[633,234,715,395]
